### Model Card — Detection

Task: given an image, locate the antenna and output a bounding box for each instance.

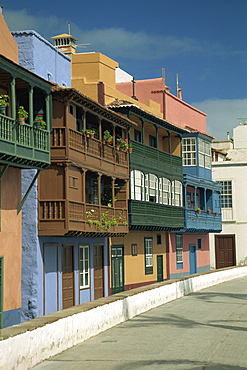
[176,73,179,97]
[237,118,247,125]
[162,68,165,84]
[76,43,91,49]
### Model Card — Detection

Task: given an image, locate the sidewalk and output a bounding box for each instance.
[33,276,247,369]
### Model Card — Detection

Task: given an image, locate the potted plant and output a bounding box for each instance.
[34,115,47,130]
[116,137,128,150]
[128,141,133,153]
[207,208,212,214]
[103,130,113,145]
[17,106,28,125]
[196,207,201,214]
[0,94,9,115]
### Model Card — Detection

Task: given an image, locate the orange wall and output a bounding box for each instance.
[0,167,22,311]
[111,231,168,288]
[0,12,18,63]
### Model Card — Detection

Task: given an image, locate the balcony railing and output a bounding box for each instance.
[185,209,222,232]
[51,128,129,171]
[0,114,50,169]
[129,141,182,177]
[129,200,184,230]
[39,199,128,235]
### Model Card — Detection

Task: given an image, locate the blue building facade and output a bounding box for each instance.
[12,30,71,87]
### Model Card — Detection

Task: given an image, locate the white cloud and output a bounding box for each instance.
[191,99,247,141]
[4,9,231,61]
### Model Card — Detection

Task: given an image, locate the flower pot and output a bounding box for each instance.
[207,210,211,214]
[0,106,6,115]
[197,209,201,214]
[18,117,25,125]
[128,148,133,153]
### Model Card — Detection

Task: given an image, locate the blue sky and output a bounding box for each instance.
[3,0,247,139]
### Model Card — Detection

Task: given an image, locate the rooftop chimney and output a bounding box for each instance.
[227,132,230,140]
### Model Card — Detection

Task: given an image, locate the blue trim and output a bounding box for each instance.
[3,308,21,328]
[176,262,183,270]
[197,265,210,273]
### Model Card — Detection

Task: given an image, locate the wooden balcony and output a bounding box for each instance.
[39,199,128,236]
[0,114,50,169]
[129,200,184,230]
[185,209,222,233]
[51,128,129,177]
[130,141,183,178]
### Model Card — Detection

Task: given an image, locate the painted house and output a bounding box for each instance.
[36,86,134,315]
[0,8,52,327]
[108,100,187,291]
[210,124,247,269]
[168,131,222,279]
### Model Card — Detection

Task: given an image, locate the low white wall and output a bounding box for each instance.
[1,265,247,370]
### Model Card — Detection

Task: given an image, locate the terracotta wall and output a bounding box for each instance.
[0,167,22,311]
[0,12,18,63]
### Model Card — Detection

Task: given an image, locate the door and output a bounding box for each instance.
[94,245,104,300]
[157,255,163,282]
[44,245,58,315]
[111,246,124,294]
[189,244,197,275]
[215,235,236,269]
[62,244,74,309]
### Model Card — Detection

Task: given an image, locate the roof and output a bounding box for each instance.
[51,86,136,130]
[51,33,78,41]
[108,99,189,135]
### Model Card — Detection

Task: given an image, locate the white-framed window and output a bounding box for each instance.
[159,177,171,205]
[219,181,232,208]
[198,138,211,169]
[182,138,196,166]
[79,245,90,288]
[176,234,183,263]
[148,174,158,203]
[144,238,153,274]
[131,170,145,201]
[172,180,183,207]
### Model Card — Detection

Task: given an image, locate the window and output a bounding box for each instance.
[131,244,138,256]
[176,234,183,264]
[197,238,202,250]
[159,178,171,205]
[182,138,196,166]
[172,180,183,207]
[219,181,232,208]
[144,238,153,274]
[79,245,90,288]
[70,105,74,115]
[134,129,141,142]
[148,174,158,202]
[131,170,145,200]
[149,135,156,148]
[69,176,78,189]
[157,234,162,245]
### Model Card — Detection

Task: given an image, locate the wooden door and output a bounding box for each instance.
[215,235,236,269]
[62,245,74,309]
[111,246,124,294]
[94,245,104,300]
[189,244,197,274]
[157,255,163,282]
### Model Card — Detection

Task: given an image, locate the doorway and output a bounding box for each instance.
[215,235,236,269]
[111,245,124,294]
[157,255,163,282]
[62,244,74,309]
[189,244,197,275]
[94,245,104,300]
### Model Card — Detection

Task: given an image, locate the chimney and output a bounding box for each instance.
[177,88,182,100]
[227,132,230,140]
[0,5,3,14]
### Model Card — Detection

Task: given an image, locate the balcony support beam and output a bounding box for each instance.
[0,164,9,180]
[17,170,40,214]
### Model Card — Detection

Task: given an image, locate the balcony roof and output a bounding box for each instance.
[108,99,189,135]
[52,86,137,130]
